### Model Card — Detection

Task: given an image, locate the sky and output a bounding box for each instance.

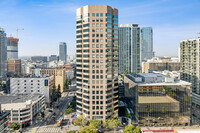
[0,0,200,57]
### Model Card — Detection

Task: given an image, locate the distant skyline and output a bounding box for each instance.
[1,0,200,57]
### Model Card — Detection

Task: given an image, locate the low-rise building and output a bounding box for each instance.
[142,56,180,73]
[0,94,45,127]
[63,64,75,79]
[31,56,47,62]
[47,60,64,68]
[62,64,74,71]
[32,68,66,93]
[7,59,21,76]
[124,73,191,126]
[67,55,76,64]
[21,60,47,75]
[21,61,34,75]
[66,70,74,79]
[153,70,180,79]
[10,76,54,106]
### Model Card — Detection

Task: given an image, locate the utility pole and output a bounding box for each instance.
[16,28,24,38]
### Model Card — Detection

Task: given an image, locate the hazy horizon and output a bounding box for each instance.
[1,0,200,57]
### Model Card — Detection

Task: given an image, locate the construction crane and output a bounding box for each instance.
[16,28,24,38]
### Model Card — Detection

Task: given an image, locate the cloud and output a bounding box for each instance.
[33,2,81,15]
[1,0,200,57]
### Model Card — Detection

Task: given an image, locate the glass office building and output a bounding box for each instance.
[0,28,7,80]
[119,24,141,74]
[124,73,191,126]
[59,42,67,64]
[141,27,154,61]
[119,25,154,74]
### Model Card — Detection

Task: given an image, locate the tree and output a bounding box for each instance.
[56,84,61,101]
[9,123,20,130]
[79,125,98,133]
[73,116,87,127]
[167,91,177,98]
[64,107,73,115]
[51,85,57,102]
[63,79,69,92]
[89,119,101,128]
[161,107,167,115]
[134,126,142,133]
[163,86,177,98]
[105,118,120,130]
[68,78,72,86]
[185,96,190,103]
[124,108,131,118]
[146,105,153,126]
[63,80,67,92]
[40,109,45,119]
[67,131,76,133]
[124,70,128,75]
[14,73,20,78]
[70,96,76,109]
[123,125,135,133]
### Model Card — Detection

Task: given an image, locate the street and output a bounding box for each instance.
[23,83,77,133]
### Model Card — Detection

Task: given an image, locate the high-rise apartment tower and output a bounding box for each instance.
[76,5,119,121]
[180,38,200,124]
[141,27,154,61]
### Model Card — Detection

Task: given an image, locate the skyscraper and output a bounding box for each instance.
[141,27,154,61]
[76,5,119,121]
[59,42,67,64]
[119,24,141,74]
[119,24,154,74]
[0,28,7,80]
[7,37,19,59]
[180,38,200,124]
[49,55,57,61]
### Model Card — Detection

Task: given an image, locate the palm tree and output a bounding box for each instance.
[146,105,153,126]
[161,107,166,115]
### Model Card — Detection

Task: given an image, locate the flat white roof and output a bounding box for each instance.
[138,80,191,86]
[0,94,44,104]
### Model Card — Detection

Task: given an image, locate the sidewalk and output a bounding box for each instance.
[62,113,80,132]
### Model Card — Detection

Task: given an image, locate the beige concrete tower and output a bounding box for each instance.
[180,38,200,124]
[76,5,119,121]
